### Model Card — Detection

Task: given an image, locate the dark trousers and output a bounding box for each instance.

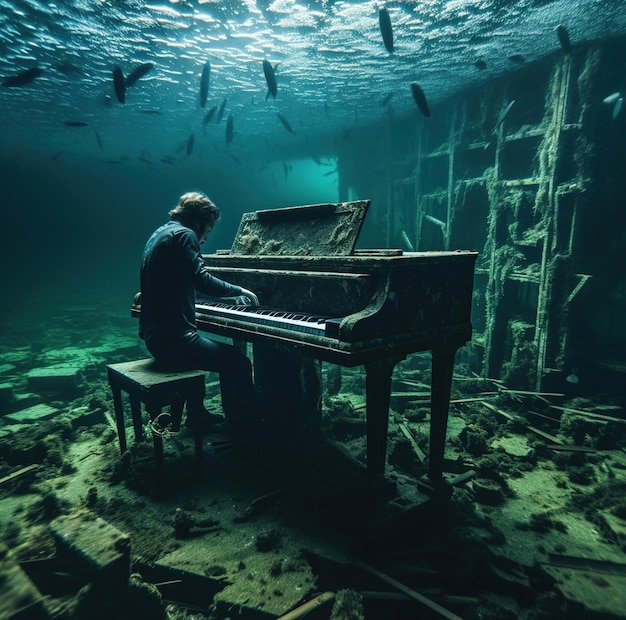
[145,331,257,424]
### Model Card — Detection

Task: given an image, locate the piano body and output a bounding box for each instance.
[132,201,477,492]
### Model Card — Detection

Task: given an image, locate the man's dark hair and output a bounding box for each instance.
[169,192,220,231]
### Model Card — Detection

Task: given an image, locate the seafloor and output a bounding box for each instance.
[1,291,625,620]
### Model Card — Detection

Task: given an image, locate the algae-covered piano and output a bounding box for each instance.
[132,200,477,491]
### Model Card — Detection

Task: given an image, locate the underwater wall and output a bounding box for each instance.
[338,35,626,394]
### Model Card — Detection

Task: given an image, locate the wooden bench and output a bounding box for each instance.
[105,358,205,475]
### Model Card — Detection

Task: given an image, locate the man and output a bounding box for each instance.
[139,191,260,436]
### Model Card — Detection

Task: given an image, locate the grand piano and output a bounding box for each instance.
[132,200,477,493]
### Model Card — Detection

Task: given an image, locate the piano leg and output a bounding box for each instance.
[427,343,459,487]
[364,358,399,486]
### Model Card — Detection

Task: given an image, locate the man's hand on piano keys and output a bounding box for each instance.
[234,287,259,307]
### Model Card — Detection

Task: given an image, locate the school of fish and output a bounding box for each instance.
[0,8,589,163]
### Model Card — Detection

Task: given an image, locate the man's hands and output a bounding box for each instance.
[234,287,259,306]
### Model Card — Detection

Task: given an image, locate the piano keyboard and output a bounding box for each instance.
[195,302,342,338]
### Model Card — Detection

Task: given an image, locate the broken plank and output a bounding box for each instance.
[480,401,564,444]
[499,389,565,397]
[547,553,626,575]
[550,406,625,424]
[276,591,335,620]
[548,445,596,453]
[0,464,39,487]
[352,558,464,620]
[362,590,479,606]
[525,425,564,444]
[480,400,515,421]
[397,421,426,463]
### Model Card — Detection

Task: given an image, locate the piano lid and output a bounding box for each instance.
[229,200,370,256]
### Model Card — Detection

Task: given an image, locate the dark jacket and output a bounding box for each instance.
[139,220,242,342]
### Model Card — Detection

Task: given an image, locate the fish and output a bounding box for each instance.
[202,105,217,125]
[200,61,210,108]
[277,112,295,134]
[161,156,177,165]
[603,92,621,105]
[2,67,43,87]
[379,7,393,53]
[410,82,431,118]
[381,92,394,107]
[508,54,525,64]
[217,97,227,123]
[323,170,337,177]
[496,100,515,128]
[613,97,623,120]
[556,25,571,54]
[283,162,288,179]
[186,133,195,156]
[226,114,234,143]
[94,130,104,150]
[112,66,125,103]
[139,109,162,115]
[263,59,277,100]
[63,120,88,127]
[475,59,487,70]
[125,62,154,88]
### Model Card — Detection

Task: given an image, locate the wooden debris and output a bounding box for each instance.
[397,420,426,462]
[5,403,58,424]
[525,425,564,444]
[550,405,626,424]
[548,444,596,453]
[451,396,497,404]
[454,375,505,385]
[391,391,431,400]
[480,401,564,444]
[50,512,130,590]
[352,558,464,620]
[499,389,564,397]
[547,553,626,575]
[103,410,118,433]
[526,410,560,424]
[394,377,431,390]
[362,590,479,607]
[276,591,335,620]
[449,469,476,486]
[0,544,47,619]
[0,464,39,487]
[480,400,515,421]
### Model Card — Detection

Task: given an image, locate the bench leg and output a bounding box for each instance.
[110,385,127,454]
[147,407,164,474]
[130,396,143,441]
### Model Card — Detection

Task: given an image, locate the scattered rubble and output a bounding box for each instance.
[1,299,625,619]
